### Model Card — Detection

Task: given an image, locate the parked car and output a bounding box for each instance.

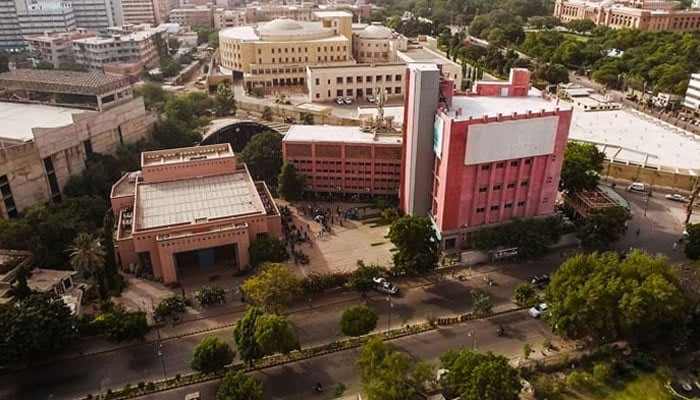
[344,97,353,105]
[531,274,550,287]
[528,303,548,318]
[335,97,345,105]
[366,95,375,103]
[665,193,688,203]
[627,182,646,193]
[372,277,399,295]
[283,116,295,124]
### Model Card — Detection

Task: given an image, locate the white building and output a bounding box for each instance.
[25,29,93,68]
[113,0,160,26]
[72,24,165,71]
[16,0,76,37]
[684,73,700,111]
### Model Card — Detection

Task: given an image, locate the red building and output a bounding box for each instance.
[401,67,573,250]
[282,125,403,196]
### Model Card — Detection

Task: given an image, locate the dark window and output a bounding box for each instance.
[476,207,486,213]
[493,184,502,190]
[0,174,17,218]
[117,125,124,144]
[504,203,513,209]
[525,158,532,165]
[490,205,500,211]
[478,186,487,193]
[546,176,553,184]
[480,164,490,171]
[496,162,505,168]
[507,182,516,189]
[521,181,529,187]
[83,139,93,158]
[510,160,519,167]
[517,201,526,207]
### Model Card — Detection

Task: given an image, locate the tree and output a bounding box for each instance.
[241,263,301,314]
[578,206,631,249]
[167,37,180,54]
[233,306,265,363]
[513,282,538,306]
[388,216,439,274]
[68,232,108,304]
[253,313,300,355]
[190,336,235,373]
[102,211,119,292]
[471,289,492,315]
[348,261,387,295]
[133,82,170,112]
[215,81,236,116]
[93,308,149,342]
[277,163,305,201]
[216,370,263,400]
[472,216,565,260]
[239,131,282,186]
[248,235,288,268]
[261,106,273,121]
[440,348,521,400]
[685,223,700,260]
[63,154,124,200]
[0,293,77,365]
[152,119,201,149]
[566,19,596,33]
[546,250,687,343]
[300,112,314,125]
[534,63,569,84]
[340,305,378,336]
[356,338,434,400]
[560,142,605,193]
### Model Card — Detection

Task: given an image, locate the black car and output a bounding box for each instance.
[531,274,550,286]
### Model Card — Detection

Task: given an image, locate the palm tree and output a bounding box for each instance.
[68,233,108,303]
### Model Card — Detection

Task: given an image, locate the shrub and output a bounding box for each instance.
[194,286,226,306]
[248,235,288,268]
[514,283,538,306]
[522,343,532,359]
[154,295,187,320]
[92,308,149,342]
[593,363,612,382]
[565,371,590,388]
[300,272,349,294]
[340,305,378,336]
[190,336,235,373]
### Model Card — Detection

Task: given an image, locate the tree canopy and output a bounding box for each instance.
[277,163,305,201]
[216,370,263,400]
[577,206,631,249]
[440,348,521,400]
[233,306,265,363]
[239,131,282,187]
[214,81,236,116]
[546,250,688,343]
[340,305,378,336]
[190,336,235,373]
[685,223,700,260]
[248,235,288,269]
[241,263,301,314]
[348,261,388,295]
[472,216,566,259]
[253,313,300,355]
[388,216,439,274]
[560,142,605,193]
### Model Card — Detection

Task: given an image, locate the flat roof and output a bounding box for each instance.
[0,102,89,142]
[447,90,570,120]
[135,171,264,230]
[0,69,131,95]
[398,47,459,67]
[313,11,353,17]
[28,269,76,292]
[283,125,402,145]
[220,26,259,40]
[142,144,233,167]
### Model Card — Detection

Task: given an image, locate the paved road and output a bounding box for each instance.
[139,310,550,400]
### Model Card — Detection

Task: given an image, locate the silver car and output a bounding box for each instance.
[372,277,399,295]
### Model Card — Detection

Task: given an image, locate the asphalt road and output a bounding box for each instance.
[138,310,550,400]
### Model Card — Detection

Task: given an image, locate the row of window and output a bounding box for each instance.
[475,201,526,213]
[325,74,403,85]
[327,86,402,98]
[478,181,528,193]
[257,45,348,54]
[479,158,534,171]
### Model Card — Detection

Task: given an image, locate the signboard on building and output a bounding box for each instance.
[433,117,443,158]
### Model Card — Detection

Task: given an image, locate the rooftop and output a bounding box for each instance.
[0,69,131,95]
[283,125,402,145]
[142,144,233,167]
[447,89,570,120]
[313,10,353,17]
[398,46,459,67]
[27,269,77,293]
[0,102,90,142]
[135,171,264,230]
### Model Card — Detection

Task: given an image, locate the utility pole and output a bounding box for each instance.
[685,177,700,226]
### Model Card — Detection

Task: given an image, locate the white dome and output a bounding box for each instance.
[359,25,392,39]
[260,18,304,33]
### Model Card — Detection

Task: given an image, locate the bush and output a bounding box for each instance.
[514,283,538,306]
[565,371,590,388]
[195,286,226,306]
[300,272,349,294]
[340,305,378,336]
[248,235,288,268]
[630,352,656,373]
[592,363,612,382]
[92,308,149,342]
[472,216,567,259]
[154,295,187,320]
[190,336,235,373]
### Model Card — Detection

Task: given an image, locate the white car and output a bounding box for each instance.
[665,193,688,203]
[627,182,646,193]
[335,97,345,105]
[372,277,399,295]
[528,303,548,318]
[366,95,375,103]
[344,97,353,105]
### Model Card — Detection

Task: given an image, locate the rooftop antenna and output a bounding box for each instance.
[375,88,386,130]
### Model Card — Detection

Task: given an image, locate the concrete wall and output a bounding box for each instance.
[604,161,698,191]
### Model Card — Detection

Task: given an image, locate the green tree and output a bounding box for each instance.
[388,216,439,274]
[216,370,263,400]
[348,261,387,296]
[440,348,521,400]
[152,119,201,149]
[277,163,305,201]
[356,338,434,400]
[68,232,108,304]
[190,336,235,373]
[233,306,265,363]
[167,37,180,54]
[208,30,220,48]
[253,314,300,355]
[513,282,538,306]
[534,63,570,84]
[248,235,288,268]
[685,223,700,260]
[215,81,236,116]
[134,82,170,112]
[546,250,687,343]
[102,211,119,292]
[0,293,77,365]
[241,263,301,314]
[261,106,273,121]
[578,206,631,249]
[7,265,32,300]
[35,60,54,70]
[340,305,378,336]
[471,289,492,315]
[239,131,282,186]
[93,308,149,342]
[63,154,124,200]
[560,142,605,193]
[300,112,314,125]
[472,217,565,260]
[566,19,596,33]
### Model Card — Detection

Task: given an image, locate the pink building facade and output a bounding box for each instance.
[401,67,573,250]
[110,144,282,284]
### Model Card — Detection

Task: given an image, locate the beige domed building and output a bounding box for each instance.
[352,24,407,64]
[219,11,353,91]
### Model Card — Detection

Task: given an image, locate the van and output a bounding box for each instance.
[627,182,645,193]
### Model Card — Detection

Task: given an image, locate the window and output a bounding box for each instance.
[517,201,526,207]
[257,49,261,54]
[476,207,486,213]
[490,205,500,211]
[395,74,401,81]
[357,76,363,83]
[386,87,392,94]
[504,203,513,209]
[478,186,487,193]
[336,77,343,84]
[83,139,93,158]
[395,87,401,94]
[0,175,17,218]
[386,75,392,81]
[551,155,556,161]
[480,164,490,171]
[524,158,532,165]
[315,78,319,85]
[376,75,382,82]
[507,182,516,189]
[496,162,505,168]
[346,89,353,96]
[543,197,549,204]
[337,89,343,96]
[315,93,320,98]
[493,184,502,190]
[346,76,353,83]
[521,181,529,187]
[367,76,372,83]
[546,176,553,184]
[510,160,519,167]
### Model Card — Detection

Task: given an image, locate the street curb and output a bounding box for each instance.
[73,306,527,400]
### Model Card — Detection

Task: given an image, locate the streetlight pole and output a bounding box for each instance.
[155,325,166,379]
[468,330,476,350]
[386,296,393,331]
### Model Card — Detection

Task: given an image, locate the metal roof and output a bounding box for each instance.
[0,69,131,96]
